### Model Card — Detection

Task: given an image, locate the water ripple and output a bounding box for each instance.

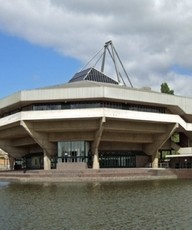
[0,180,192,229]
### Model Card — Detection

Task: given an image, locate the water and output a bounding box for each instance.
[0,179,192,230]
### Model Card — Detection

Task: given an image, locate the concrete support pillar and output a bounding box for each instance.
[92,148,100,169]
[152,152,159,168]
[44,151,51,170]
[9,156,15,170]
[92,117,105,170]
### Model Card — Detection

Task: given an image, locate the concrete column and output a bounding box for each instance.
[152,152,159,168]
[92,148,100,169]
[9,156,15,170]
[44,151,51,170]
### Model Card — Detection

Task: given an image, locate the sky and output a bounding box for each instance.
[1,0,192,98]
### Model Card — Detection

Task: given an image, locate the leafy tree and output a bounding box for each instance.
[161,82,174,95]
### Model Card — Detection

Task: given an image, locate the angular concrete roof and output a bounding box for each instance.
[1,67,192,121]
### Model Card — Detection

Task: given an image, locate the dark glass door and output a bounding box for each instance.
[99,151,136,168]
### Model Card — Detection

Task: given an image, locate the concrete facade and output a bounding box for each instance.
[1,70,192,170]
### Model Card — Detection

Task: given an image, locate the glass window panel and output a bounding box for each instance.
[58,141,90,163]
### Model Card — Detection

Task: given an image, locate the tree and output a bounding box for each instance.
[161,82,174,95]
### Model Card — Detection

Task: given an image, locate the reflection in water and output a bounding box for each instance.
[0,181,10,187]
[0,180,192,229]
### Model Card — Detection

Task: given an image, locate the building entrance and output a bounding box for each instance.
[57,141,90,164]
[23,153,44,169]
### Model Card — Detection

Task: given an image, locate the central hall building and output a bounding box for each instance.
[1,67,192,170]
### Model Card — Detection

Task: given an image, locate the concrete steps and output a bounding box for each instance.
[56,162,87,170]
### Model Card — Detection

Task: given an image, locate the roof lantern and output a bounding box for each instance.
[69,67,119,85]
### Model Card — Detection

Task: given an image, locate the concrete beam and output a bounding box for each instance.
[144,123,179,156]
[0,126,25,139]
[100,142,142,151]
[105,120,167,133]
[0,140,27,158]
[32,120,99,132]
[1,109,192,132]
[11,137,36,147]
[21,121,56,157]
[102,132,153,143]
[50,129,153,143]
[49,131,95,141]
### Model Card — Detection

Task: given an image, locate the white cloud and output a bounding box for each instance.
[0,0,192,95]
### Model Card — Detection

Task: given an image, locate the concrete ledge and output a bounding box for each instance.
[1,168,191,183]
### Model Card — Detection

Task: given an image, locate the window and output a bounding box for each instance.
[57,141,90,163]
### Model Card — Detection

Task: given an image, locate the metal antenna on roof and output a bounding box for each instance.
[79,40,133,87]
[79,47,104,72]
[101,41,133,88]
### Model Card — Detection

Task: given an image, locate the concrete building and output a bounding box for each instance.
[1,67,192,170]
[0,149,9,170]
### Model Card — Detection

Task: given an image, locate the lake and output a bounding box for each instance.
[0,179,192,230]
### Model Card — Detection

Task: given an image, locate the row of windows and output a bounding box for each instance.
[33,101,165,113]
[0,101,165,118]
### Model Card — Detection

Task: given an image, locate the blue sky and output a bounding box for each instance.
[0,32,81,98]
[1,1,192,97]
